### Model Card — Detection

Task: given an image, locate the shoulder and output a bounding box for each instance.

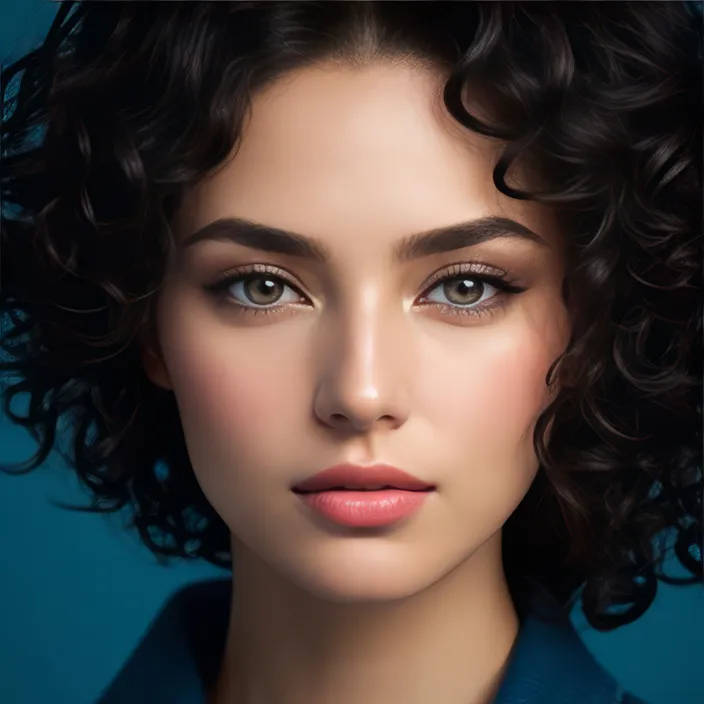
[95,579,231,704]
[495,588,651,704]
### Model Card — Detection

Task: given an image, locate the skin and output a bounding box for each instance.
[144,61,569,704]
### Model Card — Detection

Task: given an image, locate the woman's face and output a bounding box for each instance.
[149,62,569,602]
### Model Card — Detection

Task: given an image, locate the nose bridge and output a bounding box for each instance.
[314,287,410,431]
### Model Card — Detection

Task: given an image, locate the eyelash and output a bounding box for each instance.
[203,262,526,320]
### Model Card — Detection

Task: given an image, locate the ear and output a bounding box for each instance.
[139,337,173,390]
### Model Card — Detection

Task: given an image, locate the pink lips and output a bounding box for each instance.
[292,464,435,528]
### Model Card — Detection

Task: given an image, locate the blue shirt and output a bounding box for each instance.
[96,579,646,704]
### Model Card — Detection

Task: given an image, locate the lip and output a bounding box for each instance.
[295,489,431,528]
[291,464,435,493]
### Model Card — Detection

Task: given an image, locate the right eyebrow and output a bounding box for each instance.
[181,215,546,262]
[182,217,330,261]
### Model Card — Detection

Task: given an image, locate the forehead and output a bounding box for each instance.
[177,62,557,250]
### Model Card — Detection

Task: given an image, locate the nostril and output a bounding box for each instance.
[329,413,351,427]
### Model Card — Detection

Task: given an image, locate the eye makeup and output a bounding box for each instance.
[202,259,527,322]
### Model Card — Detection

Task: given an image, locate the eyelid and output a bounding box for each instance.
[208,261,515,292]
[208,263,310,298]
[419,261,513,292]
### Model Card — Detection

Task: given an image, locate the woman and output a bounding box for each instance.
[2,2,701,703]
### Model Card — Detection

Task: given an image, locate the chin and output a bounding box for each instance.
[297,575,434,605]
[281,546,452,605]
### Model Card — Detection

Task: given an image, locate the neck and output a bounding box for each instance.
[210,534,519,704]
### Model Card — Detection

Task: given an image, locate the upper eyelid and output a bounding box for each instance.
[220,261,507,285]
[214,264,307,293]
[418,262,510,292]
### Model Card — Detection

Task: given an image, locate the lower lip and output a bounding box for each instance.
[295,489,432,528]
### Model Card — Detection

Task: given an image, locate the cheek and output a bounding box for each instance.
[413,317,565,534]
[422,317,563,461]
[155,303,311,465]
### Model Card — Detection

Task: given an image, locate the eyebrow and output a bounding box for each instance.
[182,215,545,262]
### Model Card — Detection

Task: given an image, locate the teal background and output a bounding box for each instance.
[1,3,702,703]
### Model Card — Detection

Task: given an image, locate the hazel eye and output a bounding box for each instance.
[228,274,303,308]
[423,276,498,308]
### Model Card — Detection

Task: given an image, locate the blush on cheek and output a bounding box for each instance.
[173,359,274,442]
[160,324,310,462]
[430,331,556,456]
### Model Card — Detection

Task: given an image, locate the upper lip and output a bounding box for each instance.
[292,464,435,493]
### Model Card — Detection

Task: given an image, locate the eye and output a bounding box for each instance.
[228,273,304,308]
[422,275,499,308]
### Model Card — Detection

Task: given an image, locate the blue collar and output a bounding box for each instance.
[97,579,642,704]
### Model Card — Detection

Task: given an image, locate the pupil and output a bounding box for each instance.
[246,276,282,305]
[444,278,482,305]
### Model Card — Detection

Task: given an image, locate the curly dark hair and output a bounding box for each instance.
[1,1,701,630]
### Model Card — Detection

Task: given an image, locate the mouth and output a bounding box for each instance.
[292,474,435,528]
[293,485,433,494]
[291,464,436,494]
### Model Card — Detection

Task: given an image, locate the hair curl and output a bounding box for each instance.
[2,1,702,630]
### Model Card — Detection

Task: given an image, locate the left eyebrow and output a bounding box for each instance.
[181,215,546,262]
[395,216,546,261]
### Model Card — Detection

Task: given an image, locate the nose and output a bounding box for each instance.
[313,307,411,434]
